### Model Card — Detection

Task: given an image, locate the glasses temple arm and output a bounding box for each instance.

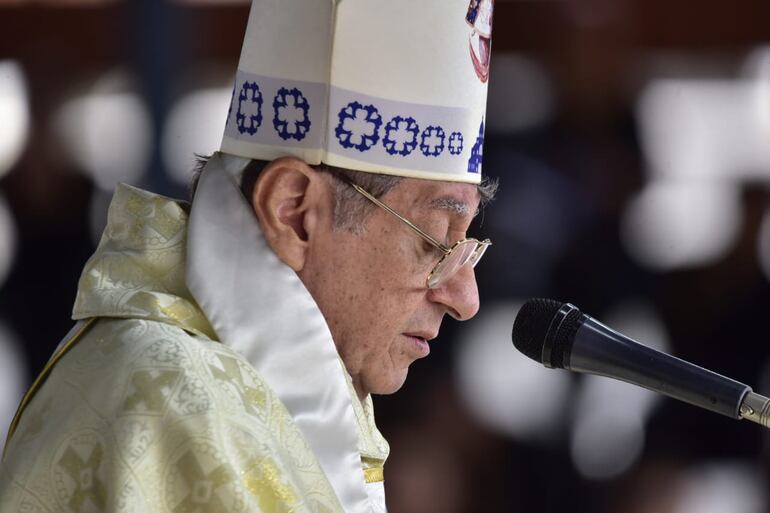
[350,183,451,253]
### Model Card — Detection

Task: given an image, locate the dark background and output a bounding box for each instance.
[1,1,769,512]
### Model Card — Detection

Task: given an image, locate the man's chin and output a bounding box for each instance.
[368,371,410,397]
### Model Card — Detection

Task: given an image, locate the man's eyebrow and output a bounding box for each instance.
[428,197,477,217]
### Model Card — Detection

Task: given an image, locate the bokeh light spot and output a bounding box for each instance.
[0,60,30,179]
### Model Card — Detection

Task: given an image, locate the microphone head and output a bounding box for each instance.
[512,298,584,368]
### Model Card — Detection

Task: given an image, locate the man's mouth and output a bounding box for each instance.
[404,332,435,358]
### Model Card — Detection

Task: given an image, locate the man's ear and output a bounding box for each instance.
[250,157,328,272]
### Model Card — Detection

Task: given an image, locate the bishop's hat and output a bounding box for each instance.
[220,0,495,184]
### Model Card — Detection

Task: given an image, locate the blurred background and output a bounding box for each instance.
[1,0,769,512]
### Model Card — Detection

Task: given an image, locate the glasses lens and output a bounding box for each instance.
[427,240,478,288]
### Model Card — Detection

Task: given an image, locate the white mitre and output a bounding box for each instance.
[220,0,495,184]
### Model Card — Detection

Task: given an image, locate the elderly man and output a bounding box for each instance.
[0,0,495,512]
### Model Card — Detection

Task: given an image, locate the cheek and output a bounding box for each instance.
[349,244,420,319]
[351,250,425,343]
[305,228,427,338]
[348,226,426,289]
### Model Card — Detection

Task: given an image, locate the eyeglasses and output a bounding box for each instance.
[345,180,492,289]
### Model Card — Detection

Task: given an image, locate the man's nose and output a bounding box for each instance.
[427,264,480,321]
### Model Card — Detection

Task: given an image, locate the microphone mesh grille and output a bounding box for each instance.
[511,298,565,363]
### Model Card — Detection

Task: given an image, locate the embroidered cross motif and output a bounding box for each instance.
[383,116,419,156]
[242,456,299,511]
[57,443,107,512]
[146,200,180,240]
[208,354,266,415]
[420,126,446,157]
[335,101,382,152]
[272,87,311,141]
[122,369,180,414]
[174,451,236,513]
[236,81,263,136]
[449,132,464,155]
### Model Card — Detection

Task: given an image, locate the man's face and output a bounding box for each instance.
[300,176,482,398]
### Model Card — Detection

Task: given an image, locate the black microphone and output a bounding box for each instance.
[511,298,770,427]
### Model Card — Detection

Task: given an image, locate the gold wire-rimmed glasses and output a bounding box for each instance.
[345,180,492,289]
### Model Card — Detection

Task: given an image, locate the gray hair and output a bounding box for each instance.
[191,155,497,234]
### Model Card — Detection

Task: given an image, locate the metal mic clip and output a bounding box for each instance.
[740,391,770,428]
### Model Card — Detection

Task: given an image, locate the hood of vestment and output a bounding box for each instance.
[72,183,216,339]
